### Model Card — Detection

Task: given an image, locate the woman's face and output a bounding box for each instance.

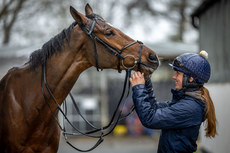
[172,71,184,90]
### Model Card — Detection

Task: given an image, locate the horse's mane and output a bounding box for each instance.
[28,13,104,70]
[28,22,77,70]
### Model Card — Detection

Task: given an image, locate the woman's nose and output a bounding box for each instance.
[172,73,177,80]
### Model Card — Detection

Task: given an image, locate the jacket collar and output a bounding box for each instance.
[171,88,203,101]
[171,89,185,100]
[185,90,203,101]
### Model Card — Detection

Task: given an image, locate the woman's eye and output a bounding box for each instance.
[105,31,114,36]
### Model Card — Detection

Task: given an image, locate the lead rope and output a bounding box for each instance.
[41,63,104,152]
[63,68,131,136]
[41,63,134,152]
[64,68,133,137]
[82,69,133,136]
[62,101,103,152]
[68,93,100,130]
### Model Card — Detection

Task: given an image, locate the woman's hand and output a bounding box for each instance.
[129,72,145,87]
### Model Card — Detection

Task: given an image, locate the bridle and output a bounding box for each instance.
[78,18,144,73]
[41,18,148,152]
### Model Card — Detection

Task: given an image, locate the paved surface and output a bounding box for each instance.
[58,135,158,153]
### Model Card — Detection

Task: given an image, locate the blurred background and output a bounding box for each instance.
[1,0,229,153]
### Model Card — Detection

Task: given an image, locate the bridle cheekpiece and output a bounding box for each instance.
[77,18,144,73]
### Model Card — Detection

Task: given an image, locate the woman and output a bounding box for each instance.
[129,51,217,153]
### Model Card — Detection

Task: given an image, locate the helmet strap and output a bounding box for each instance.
[182,74,203,91]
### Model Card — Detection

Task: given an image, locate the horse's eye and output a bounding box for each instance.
[105,31,114,37]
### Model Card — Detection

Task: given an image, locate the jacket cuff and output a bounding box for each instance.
[132,84,146,90]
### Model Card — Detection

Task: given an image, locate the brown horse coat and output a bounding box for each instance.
[0,4,158,153]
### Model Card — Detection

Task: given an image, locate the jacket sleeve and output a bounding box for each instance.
[144,79,169,108]
[132,84,203,130]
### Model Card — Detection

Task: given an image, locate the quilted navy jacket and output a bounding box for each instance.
[132,80,206,153]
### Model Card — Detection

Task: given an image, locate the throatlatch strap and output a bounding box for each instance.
[92,38,100,71]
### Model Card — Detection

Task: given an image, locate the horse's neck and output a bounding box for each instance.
[44,35,91,106]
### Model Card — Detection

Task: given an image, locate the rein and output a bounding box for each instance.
[41,64,133,152]
[41,19,146,152]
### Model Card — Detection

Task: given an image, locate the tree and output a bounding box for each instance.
[0,0,87,46]
[0,0,200,46]
[124,0,200,42]
[0,0,28,45]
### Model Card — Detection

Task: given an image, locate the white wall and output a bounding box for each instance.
[200,83,230,153]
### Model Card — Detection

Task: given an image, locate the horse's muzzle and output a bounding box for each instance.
[148,53,159,64]
[147,53,159,70]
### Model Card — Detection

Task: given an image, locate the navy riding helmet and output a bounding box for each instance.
[169,51,211,85]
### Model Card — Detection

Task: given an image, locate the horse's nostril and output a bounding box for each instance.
[148,53,158,63]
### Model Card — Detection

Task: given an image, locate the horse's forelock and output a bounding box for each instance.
[86,13,104,22]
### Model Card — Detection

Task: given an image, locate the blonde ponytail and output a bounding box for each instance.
[200,87,217,138]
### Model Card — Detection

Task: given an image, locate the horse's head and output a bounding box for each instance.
[70,4,159,77]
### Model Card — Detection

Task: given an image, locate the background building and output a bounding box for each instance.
[191,0,230,152]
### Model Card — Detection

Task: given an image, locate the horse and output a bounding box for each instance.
[0,4,159,153]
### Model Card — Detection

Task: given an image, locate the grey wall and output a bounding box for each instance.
[199,0,230,83]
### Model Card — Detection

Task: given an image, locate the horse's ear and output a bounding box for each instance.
[85,3,93,16]
[70,6,87,25]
